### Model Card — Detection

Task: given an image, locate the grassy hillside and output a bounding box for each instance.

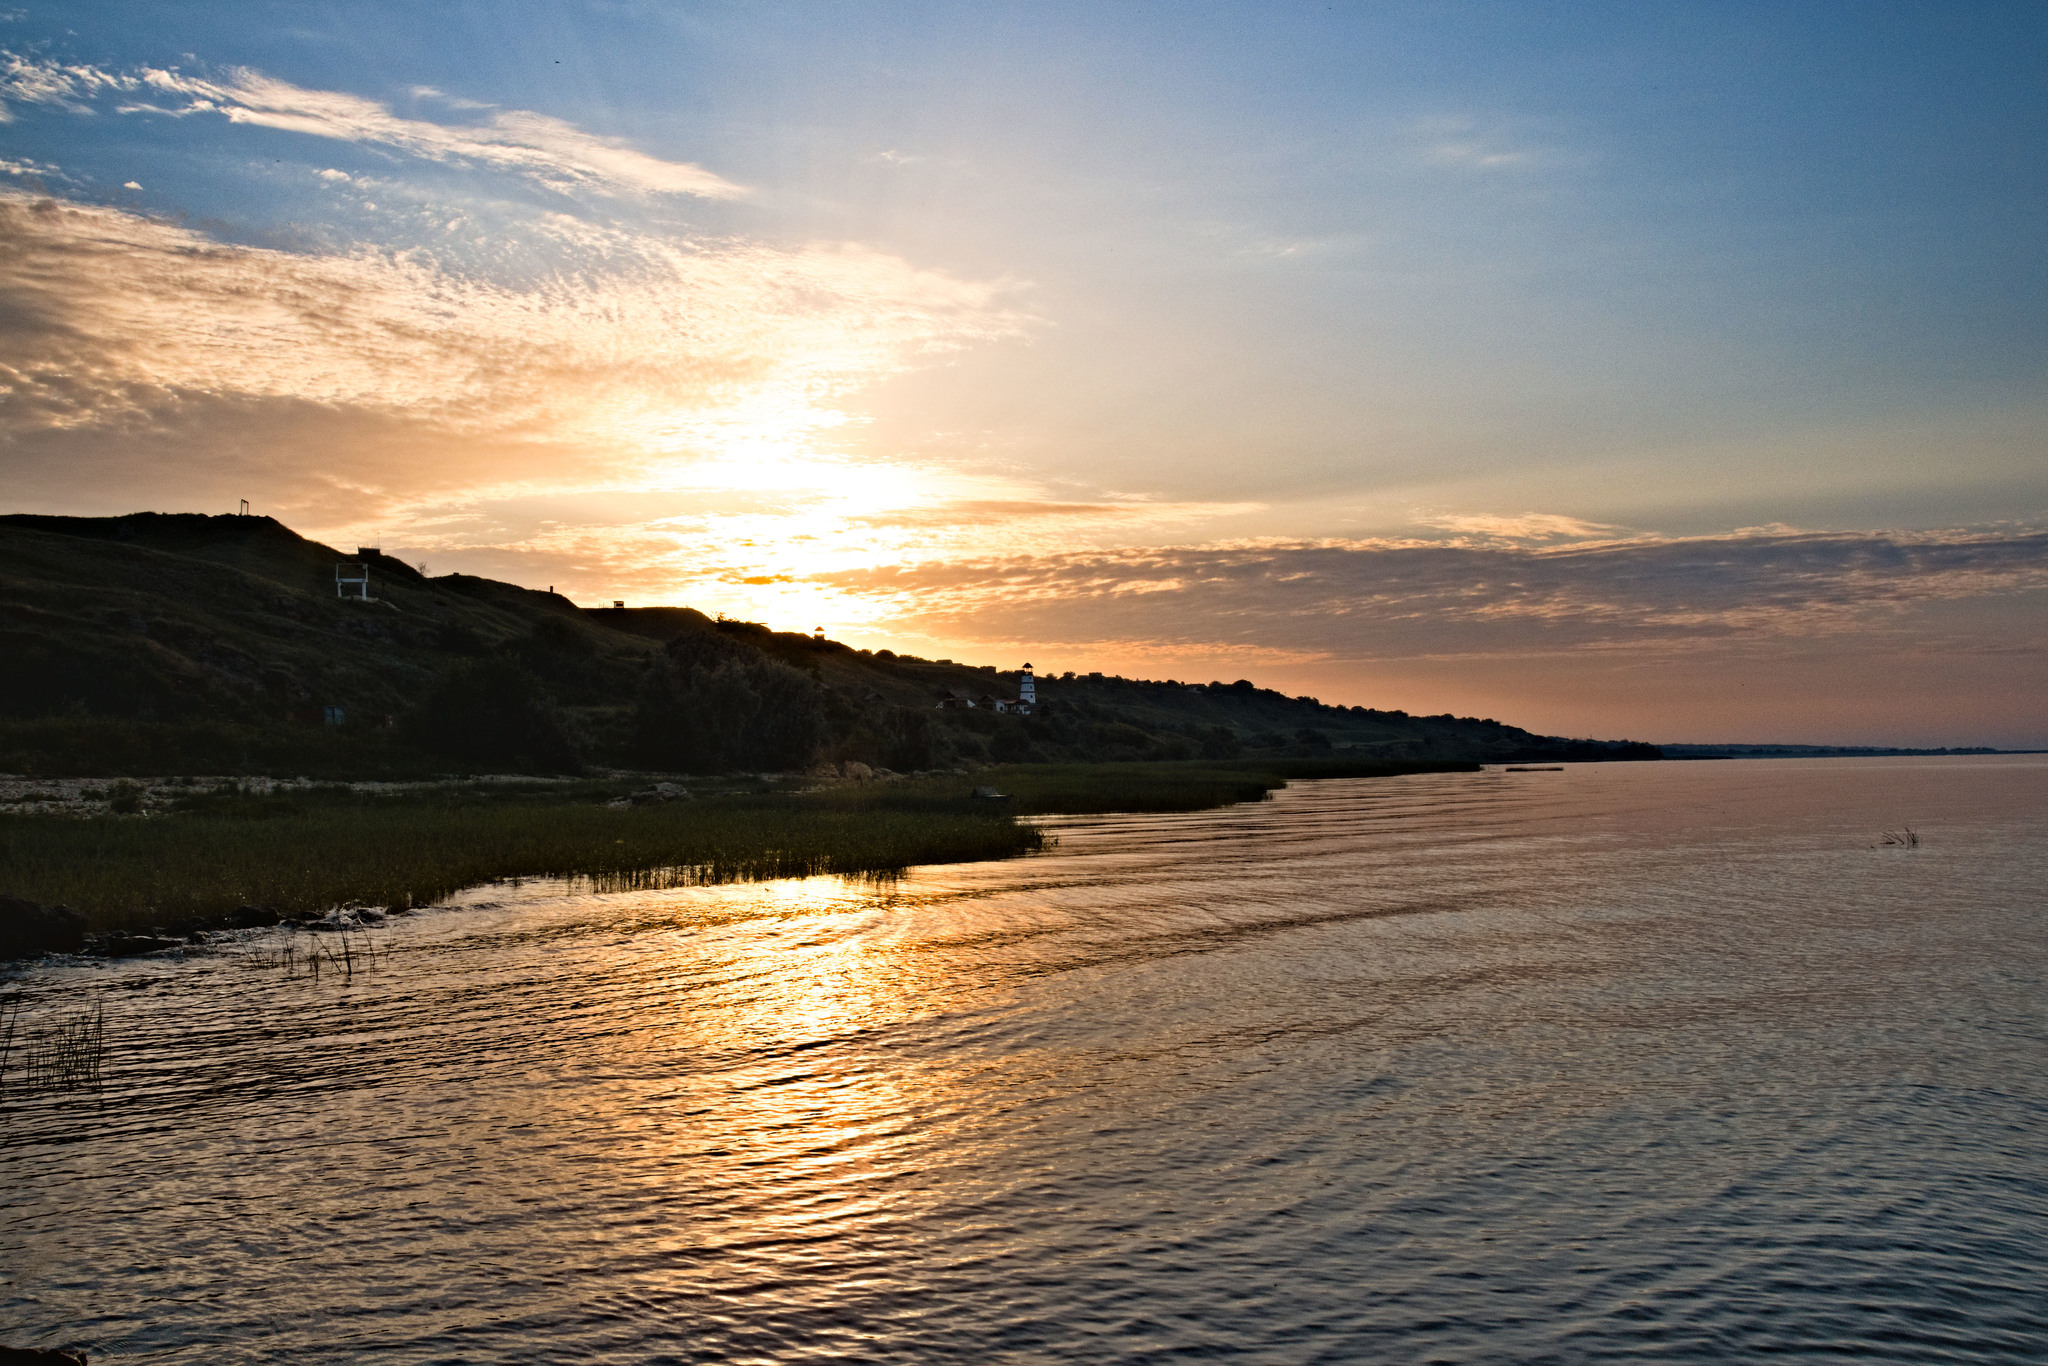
[0,512,1658,776]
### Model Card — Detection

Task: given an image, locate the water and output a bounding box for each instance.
[3,756,2044,1363]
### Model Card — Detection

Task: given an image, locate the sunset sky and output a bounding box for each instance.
[2,2,2043,745]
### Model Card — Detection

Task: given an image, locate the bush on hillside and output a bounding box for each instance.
[633,630,828,773]
[404,659,585,772]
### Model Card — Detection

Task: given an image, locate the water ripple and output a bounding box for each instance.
[3,757,2046,1362]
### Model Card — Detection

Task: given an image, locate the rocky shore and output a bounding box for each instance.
[0,892,396,964]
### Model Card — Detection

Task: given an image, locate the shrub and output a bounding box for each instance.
[633,630,828,773]
[404,659,584,771]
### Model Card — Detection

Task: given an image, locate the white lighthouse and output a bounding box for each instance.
[1017,663,1036,710]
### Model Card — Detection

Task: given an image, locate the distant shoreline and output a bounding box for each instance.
[1654,746,2043,760]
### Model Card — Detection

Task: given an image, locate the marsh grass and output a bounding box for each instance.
[268,920,385,981]
[0,993,17,1086]
[0,758,1473,935]
[1,788,1042,932]
[0,995,105,1096]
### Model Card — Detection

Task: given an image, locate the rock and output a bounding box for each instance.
[90,933,182,958]
[628,781,692,806]
[228,904,281,928]
[0,1347,90,1364]
[842,761,874,782]
[805,761,841,781]
[972,786,1010,800]
[0,896,88,960]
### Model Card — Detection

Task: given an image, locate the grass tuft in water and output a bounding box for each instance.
[0,995,106,1096]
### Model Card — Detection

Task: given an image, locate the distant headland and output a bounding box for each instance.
[0,511,1661,779]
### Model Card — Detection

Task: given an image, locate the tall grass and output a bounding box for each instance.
[1,797,1040,932]
[0,995,105,1096]
[0,758,1476,935]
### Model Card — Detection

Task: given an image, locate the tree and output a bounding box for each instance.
[406,658,584,771]
[633,629,828,772]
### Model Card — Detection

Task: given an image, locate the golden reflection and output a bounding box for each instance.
[630,872,985,1238]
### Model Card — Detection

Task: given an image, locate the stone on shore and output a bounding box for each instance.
[0,896,87,960]
[88,933,183,958]
[0,1345,89,1362]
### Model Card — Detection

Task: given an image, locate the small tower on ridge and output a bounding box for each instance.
[1017,662,1036,710]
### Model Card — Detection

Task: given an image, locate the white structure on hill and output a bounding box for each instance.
[935,664,1039,714]
[335,561,371,601]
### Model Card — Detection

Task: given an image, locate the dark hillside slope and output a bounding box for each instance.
[0,513,1657,775]
[0,513,648,719]
[590,613,1657,769]
[0,513,659,773]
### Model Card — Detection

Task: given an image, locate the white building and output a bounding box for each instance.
[936,664,1039,714]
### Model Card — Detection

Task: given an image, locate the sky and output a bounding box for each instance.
[1,1,2043,745]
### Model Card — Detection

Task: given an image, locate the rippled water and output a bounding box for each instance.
[3,756,2045,1363]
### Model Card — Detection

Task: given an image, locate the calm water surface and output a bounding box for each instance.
[3,756,2045,1363]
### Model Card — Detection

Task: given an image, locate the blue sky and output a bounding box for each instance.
[2,2,2044,742]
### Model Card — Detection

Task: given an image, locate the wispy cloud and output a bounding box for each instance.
[1414,511,1628,543]
[0,188,1031,544]
[1412,116,1550,172]
[852,497,1261,531]
[1428,140,1530,170]
[808,530,2048,658]
[0,189,1018,442]
[0,53,744,198]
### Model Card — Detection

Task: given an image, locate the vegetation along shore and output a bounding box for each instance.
[1,759,1474,946]
[2,509,1630,954]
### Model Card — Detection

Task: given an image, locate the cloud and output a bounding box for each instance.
[852,497,1261,530]
[808,530,2048,659]
[0,154,67,182]
[1411,116,1553,173]
[1428,141,1530,170]
[0,51,126,115]
[0,190,1024,483]
[1414,511,1628,542]
[0,53,744,199]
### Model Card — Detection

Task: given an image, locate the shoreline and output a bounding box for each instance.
[1,759,1477,952]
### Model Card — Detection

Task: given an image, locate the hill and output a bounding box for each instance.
[0,512,1660,776]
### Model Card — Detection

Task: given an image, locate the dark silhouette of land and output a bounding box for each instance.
[0,511,1659,777]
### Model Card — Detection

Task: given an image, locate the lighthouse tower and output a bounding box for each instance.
[1017,663,1036,710]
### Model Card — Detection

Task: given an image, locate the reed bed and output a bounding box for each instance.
[0,797,1040,932]
[0,995,106,1096]
[0,758,1473,936]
